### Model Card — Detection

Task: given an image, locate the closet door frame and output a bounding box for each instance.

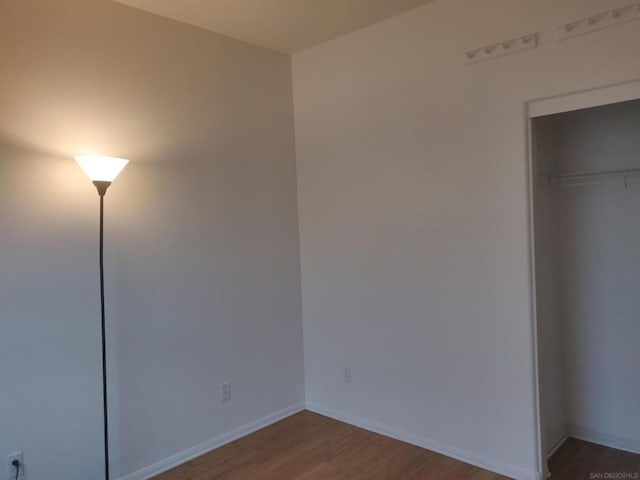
[524,78,640,480]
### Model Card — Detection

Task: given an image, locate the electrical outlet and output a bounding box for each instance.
[220,382,231,402]
[343,367,352,383]
[6,452,24,479]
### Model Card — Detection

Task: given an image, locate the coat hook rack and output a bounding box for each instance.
[464,33,538,65]
[558,3,640,41]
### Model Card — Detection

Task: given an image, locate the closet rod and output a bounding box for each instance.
[544,166,640,186]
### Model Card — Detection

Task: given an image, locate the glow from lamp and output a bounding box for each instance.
[75,155,129,182]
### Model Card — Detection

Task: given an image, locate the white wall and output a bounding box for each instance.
[535,100,640,452]
[292,0,640,478]
[0,1,303,478]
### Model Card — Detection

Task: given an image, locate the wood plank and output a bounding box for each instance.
[152,411,511,479]
[549,437,640,480]
[153,413,640,479]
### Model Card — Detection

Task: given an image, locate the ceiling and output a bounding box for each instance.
[114,0,436,54]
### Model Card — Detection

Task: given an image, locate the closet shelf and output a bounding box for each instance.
[542,166,640,187]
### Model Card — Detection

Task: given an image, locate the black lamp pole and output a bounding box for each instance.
[76,156,128,480]
[94,180,112,480]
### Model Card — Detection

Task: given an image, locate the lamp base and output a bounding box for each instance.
[93,181,112,197]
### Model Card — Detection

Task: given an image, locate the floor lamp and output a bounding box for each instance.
[75,155,129,480]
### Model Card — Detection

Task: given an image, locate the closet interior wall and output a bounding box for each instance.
[534,99,640,456]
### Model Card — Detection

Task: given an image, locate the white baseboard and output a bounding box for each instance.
[568,425,640,455]
[119,402,305,480]
[546,427,569,458]
[119,400,547,480]
[305,401,542,480]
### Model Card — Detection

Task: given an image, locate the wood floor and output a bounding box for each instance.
[152,411,509,480]
[152,411,640,480]
[548,437,640,479]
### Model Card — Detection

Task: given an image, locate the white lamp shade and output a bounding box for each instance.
[75,155,129,182]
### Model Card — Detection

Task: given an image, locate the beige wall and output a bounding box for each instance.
[0,1,303,479]
[293,1,640,478]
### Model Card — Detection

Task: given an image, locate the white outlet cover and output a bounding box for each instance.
[220,382,231,402]
[6,451,24,479]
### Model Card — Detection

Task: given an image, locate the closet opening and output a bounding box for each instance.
[531,96,640,477]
